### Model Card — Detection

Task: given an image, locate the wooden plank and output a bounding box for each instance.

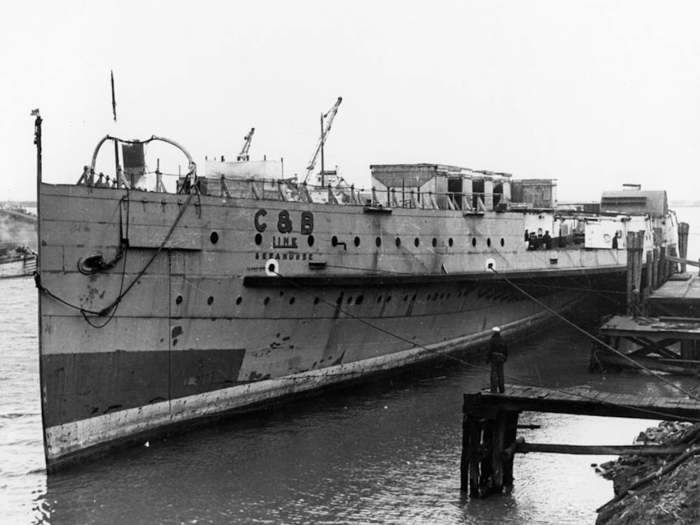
[516,443,688,456]
[468,390,700,421]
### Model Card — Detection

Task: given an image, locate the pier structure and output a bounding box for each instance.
[589,222,700,375]
[460,385,700,497]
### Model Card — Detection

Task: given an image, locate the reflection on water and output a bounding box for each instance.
[2,276,699,524]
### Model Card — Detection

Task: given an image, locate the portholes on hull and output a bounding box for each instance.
[376,237,381,247]
[207,296,214,305]
[263,297,270,306]
[414,238,420,248]
[472,238,477,247]
[236,296,242,305]
[432,238,437,248]
[176,295,183,305]
[347,297,353,305]
[501,238,505,247]
[449,238,454,247]
[308,235,315,247]
[487,238,492,248]
[289,297,295,305]
[396,238,402,248]
[356,295,364,305]
[354,236,360,247]
[332,236,339,247]
[314,297,320,305]
[210,232,219,245]
[255,233,263,246]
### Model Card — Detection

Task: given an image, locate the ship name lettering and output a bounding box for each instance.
[254,252,313,261]
[277,210,293,234]
[273,236,298,249]
[254,209,267,233]
[253,209,314,235]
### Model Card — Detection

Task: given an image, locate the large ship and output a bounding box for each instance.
[34,113,680,472]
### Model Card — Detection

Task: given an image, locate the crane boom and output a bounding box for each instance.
[303,97,342,182]
[237,128,255,161]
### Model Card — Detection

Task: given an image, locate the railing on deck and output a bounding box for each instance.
[75,162,511,212]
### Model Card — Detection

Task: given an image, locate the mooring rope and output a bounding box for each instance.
[270,267,700,421]
[488,266,700,404]
[36,192,196,324]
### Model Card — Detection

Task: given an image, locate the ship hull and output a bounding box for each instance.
[38,183,625,471]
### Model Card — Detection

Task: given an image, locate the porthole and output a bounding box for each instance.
[487,238,492,247]
[336,296,343,305]
[501,238,505,247]
[347,297,353,304]
[255,233,263,246]
[308,235,315,247]
[377,296,383,303]
[403,295,408,302]
[207,296,214,305]
[472,238,477,247]
[210,232,219,244]
[354,236,360,247]
[356,295,364,305]
[396,238,401,247]
[332,236,339,247]
[386,296,392,302]
[236,296,242,305]
[314,297,320,305]
[264,297,270,306]
[176,295,183,305]
[414,238,420,248]
[289,297,295,305]
[376,237,381,247]
[432,238,437,248]
[449,238,454,247]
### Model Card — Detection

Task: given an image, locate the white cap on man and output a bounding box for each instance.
[492,326,500,333]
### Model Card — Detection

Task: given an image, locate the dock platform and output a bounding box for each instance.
[461,385,700,497]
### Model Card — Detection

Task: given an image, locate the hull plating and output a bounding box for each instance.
[37,184,625,470]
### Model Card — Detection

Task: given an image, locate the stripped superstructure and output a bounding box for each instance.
[36,128,678,471]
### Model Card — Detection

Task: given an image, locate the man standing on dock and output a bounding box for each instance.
[487,327,508,393]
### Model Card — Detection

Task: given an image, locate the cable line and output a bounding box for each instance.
[271,268,700,422]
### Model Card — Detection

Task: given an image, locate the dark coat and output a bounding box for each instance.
[487,333,508,363]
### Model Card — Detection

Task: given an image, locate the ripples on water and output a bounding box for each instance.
[2,274,699,524]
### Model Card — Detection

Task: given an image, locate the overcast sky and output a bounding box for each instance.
[2,0,699,202]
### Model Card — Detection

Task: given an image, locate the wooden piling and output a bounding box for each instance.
[468,419,482,497]
[679,222,690,273]
[626,231,644,314]
[490,412,507,492]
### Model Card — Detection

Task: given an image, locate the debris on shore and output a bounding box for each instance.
[595,421,700,525]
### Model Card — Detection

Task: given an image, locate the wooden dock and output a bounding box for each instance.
[461,385,700,497]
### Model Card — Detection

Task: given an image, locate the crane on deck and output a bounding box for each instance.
[237,128,255,161]
[303,97,342,183]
